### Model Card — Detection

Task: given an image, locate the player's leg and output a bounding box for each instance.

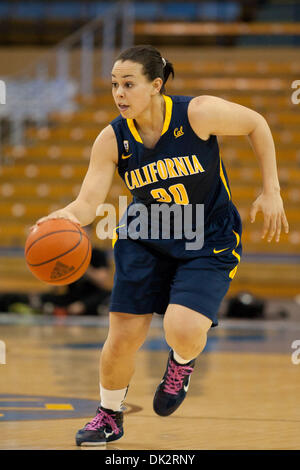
[100,311,153,390]
[164,304,212,360]
[76,230,176,444]
[153,203,243,417]
[153,305,212,417]
[76,311,152,446]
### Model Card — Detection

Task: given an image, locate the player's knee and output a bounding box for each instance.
[164,307,212,340]
[108,331,146,355]
[165,323,206,348]
[106,317,150,355]
[164,314,211,357]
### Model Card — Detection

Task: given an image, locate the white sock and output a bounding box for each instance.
[100,384,128,412]
[173,350,194,365]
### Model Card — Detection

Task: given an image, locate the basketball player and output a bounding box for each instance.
[34,45,289,445]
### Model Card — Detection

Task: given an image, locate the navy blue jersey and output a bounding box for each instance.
[110,95,241,258]
[109,95,243,321]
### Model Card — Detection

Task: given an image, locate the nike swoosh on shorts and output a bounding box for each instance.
[213,247,230,254]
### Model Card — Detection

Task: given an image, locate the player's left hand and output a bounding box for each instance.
[250,191,289,242]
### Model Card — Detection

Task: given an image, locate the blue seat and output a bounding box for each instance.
[47,2,84,20]
[161,2,198,21]
[88,2,113,18]
[256,4,295,22]
[197,1,241,22]
[237,36,295,47]
[0,3,11,19]
[14,2,45,20]
[133,2,160,21]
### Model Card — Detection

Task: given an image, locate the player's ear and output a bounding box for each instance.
[151,77,163,95]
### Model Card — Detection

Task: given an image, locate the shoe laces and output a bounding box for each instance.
[85,408,120,434]
[163,359,194,395]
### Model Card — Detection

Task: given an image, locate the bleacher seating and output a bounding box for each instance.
[0,1,243,23]
[0,1,296,24]
[256,2,298,22]
[0,1,299,45]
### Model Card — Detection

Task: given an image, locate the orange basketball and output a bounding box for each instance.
[25,218,92,285]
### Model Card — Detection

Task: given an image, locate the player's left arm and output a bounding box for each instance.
[188,95,289,243]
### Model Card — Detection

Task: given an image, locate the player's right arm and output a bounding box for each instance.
[33,125,118,227]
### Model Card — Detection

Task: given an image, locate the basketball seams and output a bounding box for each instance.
[27,231,83,266]
[25,229,81,256]
[67,220,87,235]
[68,220,90,243]
[46,236,91,284]
[25,220,89,257]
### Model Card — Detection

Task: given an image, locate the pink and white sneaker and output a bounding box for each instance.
[153,350,195,416]
[76,406,124,446]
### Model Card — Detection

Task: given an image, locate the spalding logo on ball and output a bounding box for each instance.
[25,218,92,285]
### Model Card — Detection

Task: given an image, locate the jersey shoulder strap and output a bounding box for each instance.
[110,115,127,162]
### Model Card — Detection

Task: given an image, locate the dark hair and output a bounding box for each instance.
[114,45,174,94]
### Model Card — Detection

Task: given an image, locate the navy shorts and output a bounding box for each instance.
[110,203,242,327]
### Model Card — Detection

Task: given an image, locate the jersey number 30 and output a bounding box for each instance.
[150,183,189,205]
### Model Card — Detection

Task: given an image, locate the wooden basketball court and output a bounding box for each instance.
[0,314,299,450]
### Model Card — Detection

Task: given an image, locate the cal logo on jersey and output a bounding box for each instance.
[174,126,184,138]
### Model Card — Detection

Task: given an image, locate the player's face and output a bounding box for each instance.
[111,60,161,118]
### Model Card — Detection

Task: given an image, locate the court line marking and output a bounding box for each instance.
[0,404,74,411]
[0,398,45,402]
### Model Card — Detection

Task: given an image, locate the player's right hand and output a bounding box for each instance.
[30,210,81,231]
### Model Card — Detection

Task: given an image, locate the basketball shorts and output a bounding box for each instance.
[109,203,242,327]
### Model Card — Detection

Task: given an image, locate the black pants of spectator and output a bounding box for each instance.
[0,280,111,315]
[40,287,111,315]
